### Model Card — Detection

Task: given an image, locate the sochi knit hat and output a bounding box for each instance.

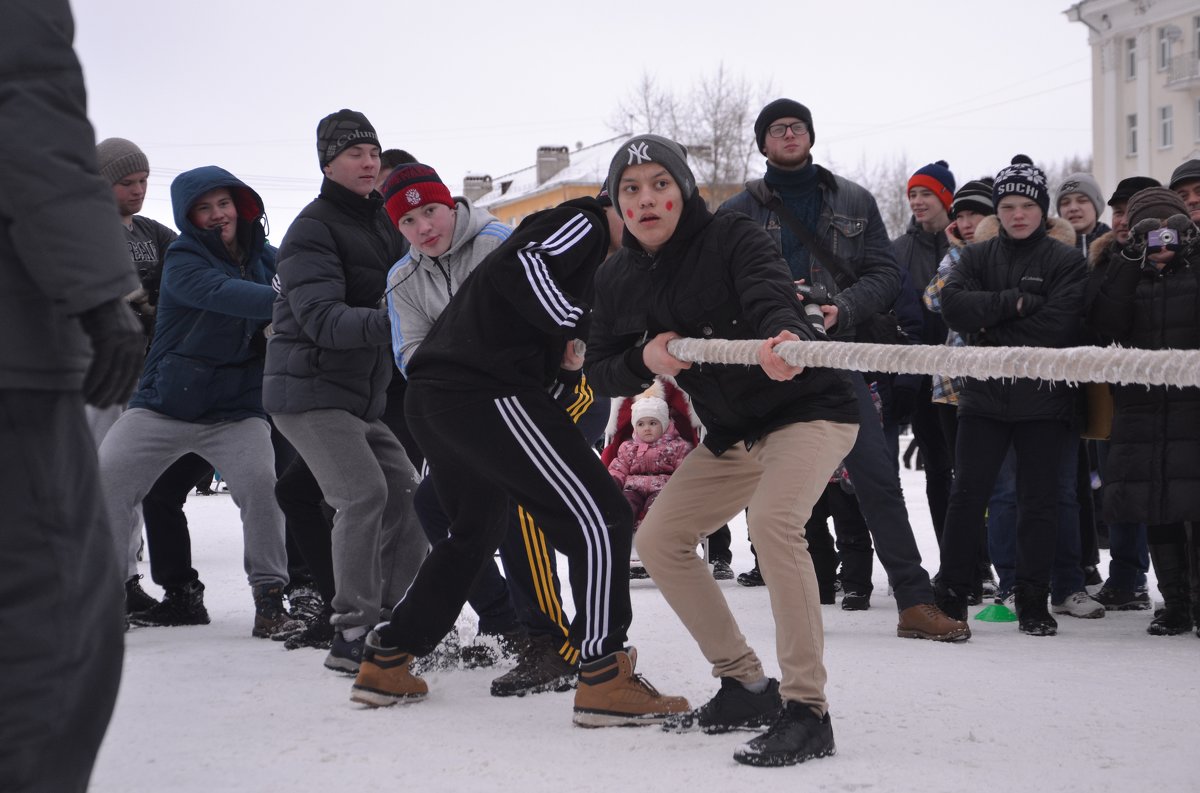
[1168,159,1200,190]
[1055,172,1105,218]
[382,163,455,225]
[316,109,380,168]
[1107,176,1160,207]
[631,395,669,429]
[908,161,956,212]
[607,134,696,203]
[993,155,1050,217]
[95,137,149,184]
[754,98,814,154]
[1125,186,1190,228]
[950,178,995,218]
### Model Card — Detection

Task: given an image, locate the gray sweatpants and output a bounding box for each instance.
[97,408,287,588]
[272,409,428,632]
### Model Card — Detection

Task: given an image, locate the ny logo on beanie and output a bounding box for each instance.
[627,142,651,165]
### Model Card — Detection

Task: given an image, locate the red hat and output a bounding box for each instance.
[907,160,956,212]
[383,163,454,225]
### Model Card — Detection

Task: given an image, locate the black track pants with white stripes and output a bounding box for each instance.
[380,384,633,661]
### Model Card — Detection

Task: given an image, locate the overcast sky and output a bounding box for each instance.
[73,0,1092,234]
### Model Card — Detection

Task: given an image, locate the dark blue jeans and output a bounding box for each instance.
[1095,440,1149,589]
[843,375,934,609]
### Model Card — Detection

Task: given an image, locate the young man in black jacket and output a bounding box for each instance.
[350,194,688,728]
[586,133,861,767]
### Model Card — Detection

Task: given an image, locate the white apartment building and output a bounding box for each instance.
[1067,0,1200,193]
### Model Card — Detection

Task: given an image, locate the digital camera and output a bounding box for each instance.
[1146,227,1180,253]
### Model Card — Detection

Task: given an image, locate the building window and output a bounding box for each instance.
[1127,114,1138,155]
[1158,28,1171,71]
[1126,37,1137,79]
[1159,105,1174,148]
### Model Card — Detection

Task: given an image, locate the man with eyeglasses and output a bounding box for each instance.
[721,98,968,642]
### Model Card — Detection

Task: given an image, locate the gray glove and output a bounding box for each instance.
[78,297,146,407]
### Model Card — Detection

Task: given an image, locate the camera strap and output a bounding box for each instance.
[762,194,857,291]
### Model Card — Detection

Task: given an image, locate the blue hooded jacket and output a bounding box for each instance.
[128,166,277,422]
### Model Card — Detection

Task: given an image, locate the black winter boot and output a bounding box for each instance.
[130,579,209,627]
[1147,543,1194,636]
[252,584,305,639]
[125,574,160,614]
[934,582,969,622]
[1014,584,1057,637]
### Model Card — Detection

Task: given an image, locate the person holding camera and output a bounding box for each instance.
[1085,186,1200,637]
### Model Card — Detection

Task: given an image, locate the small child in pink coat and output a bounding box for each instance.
[606,395,694,529]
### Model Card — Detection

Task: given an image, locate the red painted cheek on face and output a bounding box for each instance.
[626,208,634,219]
[665,201,674,212]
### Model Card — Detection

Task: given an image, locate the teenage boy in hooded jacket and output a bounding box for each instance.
[98,165,294,637]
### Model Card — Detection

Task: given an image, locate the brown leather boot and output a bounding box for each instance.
[350,631,428,707]
[573,647,689,727]
[897,603,971,642]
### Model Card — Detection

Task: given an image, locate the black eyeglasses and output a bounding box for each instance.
[767,122,808,138]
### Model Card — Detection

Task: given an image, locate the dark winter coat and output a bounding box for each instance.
[720,170,901,340]
[406,197,608,398]
[941,215,1086,424]
[586,193,858,456]
[0,0,138,391]
[263,178,405,420]
[892,217,951,346]
[128,166,276,423]
[1086,244,1200,524]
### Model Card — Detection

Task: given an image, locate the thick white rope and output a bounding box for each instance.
[666,338,1200,389]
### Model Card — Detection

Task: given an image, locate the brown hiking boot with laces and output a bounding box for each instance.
[572,647,689,727]
[897,603,971,642]
[350,630,428,707]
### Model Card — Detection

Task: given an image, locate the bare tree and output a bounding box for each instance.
[1041,154,1095,195]
[610,65,766,208]
[847,152,914,239]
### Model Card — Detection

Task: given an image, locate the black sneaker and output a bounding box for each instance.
[629,565,650,580]
[125,575,160,614]
[490,635,578,697]
[1147,604,1193,636]
[284,583,326,623]
[711,560,735,581]
[1093,584,1152,611]
[460,630,528,669]
[324,630,366,673]
[282,608,335,649]
[662,677,782,734]
[841,592,870,611]
[733,701,836,767]
[1014,586,1057,637]
[934,584,968,622]
[129,579,210,627]
[736,566,765,587]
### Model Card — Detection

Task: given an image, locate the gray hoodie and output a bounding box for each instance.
[385,197,511,371]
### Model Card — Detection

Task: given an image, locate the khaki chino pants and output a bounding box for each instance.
[636,419,859,713]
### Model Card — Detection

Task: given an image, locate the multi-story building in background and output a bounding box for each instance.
[1068,0,1200,191]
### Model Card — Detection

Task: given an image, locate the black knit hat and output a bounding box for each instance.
[1108,176,1160,206]
[951,178,995,218]
[754,98,814,154]
[316,109,380,168]
[993,155,1049,217]
[607,134,696,202]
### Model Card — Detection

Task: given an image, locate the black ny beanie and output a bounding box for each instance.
[316,109,380,168]
[754,99,814,154]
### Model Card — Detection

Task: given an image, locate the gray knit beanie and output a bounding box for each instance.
[95,137,149,184]
[607,134,695,203]
[1055,172,1105,218]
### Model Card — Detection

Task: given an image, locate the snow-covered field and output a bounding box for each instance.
[91,463,1198,793]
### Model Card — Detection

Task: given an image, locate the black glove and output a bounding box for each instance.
[78,297,146,407]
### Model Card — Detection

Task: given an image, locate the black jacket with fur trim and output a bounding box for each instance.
[941,215,1085,423]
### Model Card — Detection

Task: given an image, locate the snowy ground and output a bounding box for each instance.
[91,462,1199,793]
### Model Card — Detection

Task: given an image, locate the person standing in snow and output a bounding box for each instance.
[265,109,428,674]
[0,3,142,788]
[586,133,860,766]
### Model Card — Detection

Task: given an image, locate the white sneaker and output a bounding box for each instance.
[1051,590,1105,619]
